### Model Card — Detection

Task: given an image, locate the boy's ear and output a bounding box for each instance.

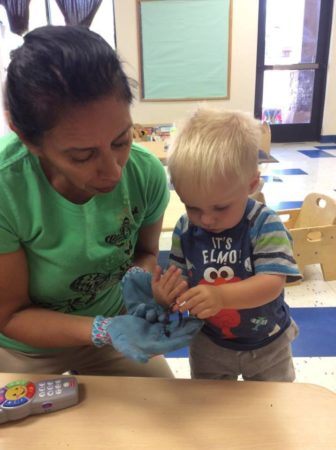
[248,171,261,194]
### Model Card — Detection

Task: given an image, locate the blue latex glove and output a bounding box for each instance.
[121,267,164,320]
[92,314,203,363]
[121,266,203,341]
[122,266,205,327]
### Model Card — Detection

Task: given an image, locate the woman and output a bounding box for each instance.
[0,25,196,376]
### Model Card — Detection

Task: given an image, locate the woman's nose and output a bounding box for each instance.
[98,154,121,181]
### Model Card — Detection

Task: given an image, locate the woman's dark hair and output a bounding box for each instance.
[5,25,134,144]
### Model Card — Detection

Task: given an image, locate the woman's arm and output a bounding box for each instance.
[1,215,163,347]
[0,249,93,348]
[133,217,164,272]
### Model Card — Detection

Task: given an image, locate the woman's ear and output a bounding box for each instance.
[7,115,42,156]
[248,171,261,194]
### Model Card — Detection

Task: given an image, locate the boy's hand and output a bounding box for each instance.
[152,265,188,307]
[173,285,224,319]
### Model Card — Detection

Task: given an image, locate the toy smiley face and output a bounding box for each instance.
[5,385,27,401]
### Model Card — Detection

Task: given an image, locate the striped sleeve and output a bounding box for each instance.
[168,215,189,278]
[248,204,303,283]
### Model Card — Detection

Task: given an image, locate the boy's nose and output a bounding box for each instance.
[200,213,215,226]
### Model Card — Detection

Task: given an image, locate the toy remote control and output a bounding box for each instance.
[0,376,79,424]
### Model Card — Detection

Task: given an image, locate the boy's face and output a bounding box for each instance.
[176,174,260,233]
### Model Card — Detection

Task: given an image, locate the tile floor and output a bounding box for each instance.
[160,142,336,392]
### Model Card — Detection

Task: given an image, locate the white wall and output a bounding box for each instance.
[114,0,336,136]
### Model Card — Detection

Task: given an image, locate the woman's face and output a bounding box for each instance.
[30,95,133,202]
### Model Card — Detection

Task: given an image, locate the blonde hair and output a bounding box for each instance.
[168,107,260,191]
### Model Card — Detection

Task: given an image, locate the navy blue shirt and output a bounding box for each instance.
[169,199,301,350]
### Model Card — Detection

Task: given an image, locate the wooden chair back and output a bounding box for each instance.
[259,121,271,156]
[294,193,336,228]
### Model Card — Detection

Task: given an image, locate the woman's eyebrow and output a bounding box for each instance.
[63,123,133,152]
[111,123,133,144]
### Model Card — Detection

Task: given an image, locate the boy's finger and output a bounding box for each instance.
[161,265,177,280]
[176,288,194,305]
[152,265,162,283]
[169,280,188,300]
[164,269,183,292]
[176,300,189,313]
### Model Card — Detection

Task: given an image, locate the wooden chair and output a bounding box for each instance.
[249,178,266,204]
[250,121,271,204]
[259,121,271,159]
[162,191,185,232]
[277,193,336,281]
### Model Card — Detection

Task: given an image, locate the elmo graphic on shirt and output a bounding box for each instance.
[199,266,241,339]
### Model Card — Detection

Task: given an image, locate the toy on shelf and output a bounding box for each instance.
[277,193,336,281]
[132,123,174,143]
[132,123,149,141]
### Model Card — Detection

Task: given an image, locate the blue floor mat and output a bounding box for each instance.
[299,149,335,158]
[315,145,336,150]
[164,307,336,358]
[271,168,308,175]
[291,307,336,357]
[268,200,303,210]
[261,175,283,183]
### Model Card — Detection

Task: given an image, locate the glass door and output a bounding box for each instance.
[255,0,334,142]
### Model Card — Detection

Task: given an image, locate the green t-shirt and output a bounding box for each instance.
[0,133,169,353]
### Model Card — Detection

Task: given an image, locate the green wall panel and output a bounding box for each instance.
[139,0,231,100]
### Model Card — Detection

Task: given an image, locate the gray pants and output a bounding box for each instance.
[190,320,299,382]
[0,345,173,378]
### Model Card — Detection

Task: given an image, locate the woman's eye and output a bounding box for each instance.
[71,151,94,163]
[112,140,130,149]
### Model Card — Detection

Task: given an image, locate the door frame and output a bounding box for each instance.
[254,0,334,142]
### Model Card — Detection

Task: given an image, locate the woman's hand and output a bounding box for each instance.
[151,265,188,308]
[91,313,203,363]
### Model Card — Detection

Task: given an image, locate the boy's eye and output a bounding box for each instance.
[215,206,228,211]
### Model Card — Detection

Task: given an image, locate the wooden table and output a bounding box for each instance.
[163,190,185,231]
[139,141,278,165]
[139,141,167,162]
[1,373,335,449]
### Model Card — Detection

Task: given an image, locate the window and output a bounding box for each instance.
[0,0,115,135]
